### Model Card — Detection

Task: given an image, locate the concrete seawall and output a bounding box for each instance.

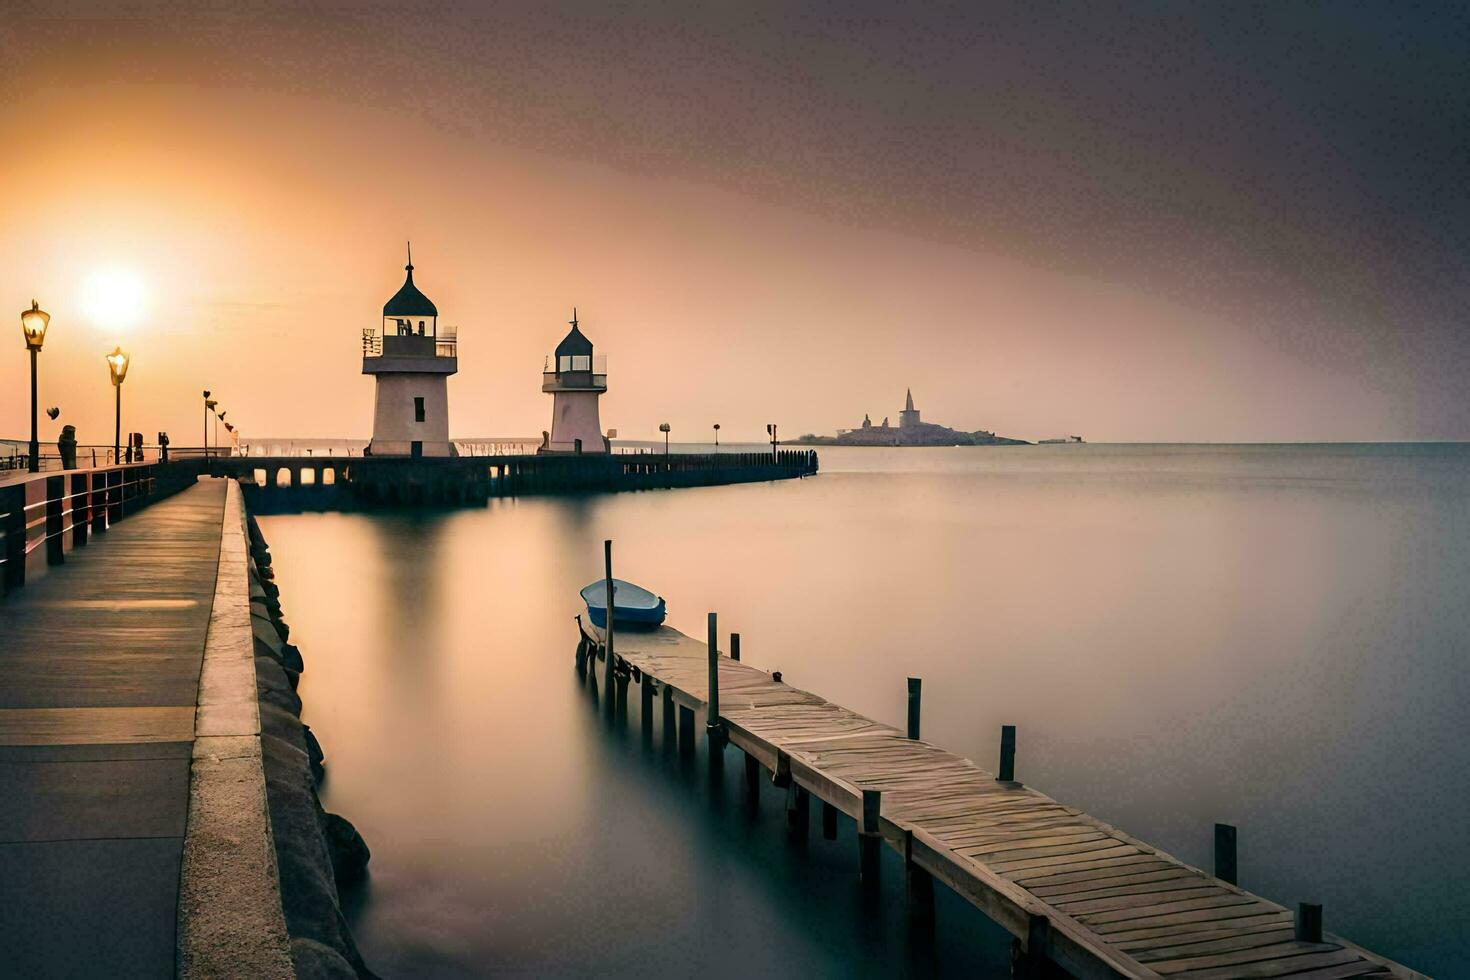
[178,480,373,977]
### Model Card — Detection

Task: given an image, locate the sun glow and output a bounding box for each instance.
[80,267,147,331]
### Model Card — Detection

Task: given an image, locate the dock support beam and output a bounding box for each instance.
[1214,822,1238,886]
[821,800,838,840]
[907,677,921,740]
[786,786,809,839]
[1012,913,1052,978]
[744,752,761,803]
[859,789,881,885]
[677,704,695,756]
[905,830,935,921]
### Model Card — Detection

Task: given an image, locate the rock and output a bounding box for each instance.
[302,725,326,784]
[289,938,358,980]
[281,643,305,673]
[322,812,371,885]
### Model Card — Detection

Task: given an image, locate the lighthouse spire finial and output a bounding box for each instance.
[570,306,578,329]
[406,241,413,272]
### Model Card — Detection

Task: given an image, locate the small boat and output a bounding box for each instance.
[580,579,666,630]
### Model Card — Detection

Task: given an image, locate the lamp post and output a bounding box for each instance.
[20,300,50,472]
[766,422,778,460]
[106,347,131,462]
[713,423,720,453]
[202,390,212,454]
[659,422,671,455]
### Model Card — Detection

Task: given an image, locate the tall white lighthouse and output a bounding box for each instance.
[363,248,458,458]
[539,309,608,453]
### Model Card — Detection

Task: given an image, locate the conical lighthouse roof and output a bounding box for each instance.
[555,309,593,358]
[383,246,438,317]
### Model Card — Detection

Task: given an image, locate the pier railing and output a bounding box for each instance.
[0,461,196,596]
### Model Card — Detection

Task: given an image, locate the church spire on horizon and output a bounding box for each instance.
[905,388,915,412]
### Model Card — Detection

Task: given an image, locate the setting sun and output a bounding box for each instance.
[79,266,147,332]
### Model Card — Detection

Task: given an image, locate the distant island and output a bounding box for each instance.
[789,389,1032,447]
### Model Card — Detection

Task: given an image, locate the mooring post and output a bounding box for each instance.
[1296,902,1323,943]
[661,683,675,749]
[859,788,882,884]
[907,677,922,740]
[905,830,935,920]
[997,724,1017,784]
[1017,913,1051,975]
[1214,822,1238,886]
[744,752,761,803]
[706,611,722,739]
[730,631,740,661]
[821,800,838,840]
[602,539,616,699]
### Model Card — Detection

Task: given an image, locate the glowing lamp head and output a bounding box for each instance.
[106,347,130,386]
[659,422,671,433]
[20,300,49,350]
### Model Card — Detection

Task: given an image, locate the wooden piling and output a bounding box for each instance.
[661,681,674,735]
[998,724,1017,784]
[859,788,882,883]
[786,785,810,838]
[772,750,792,788]
[821,800,838,840]
[744,752,761,802]
[905,830,935,920]
[677,704,696,755]
[907,677,921,740]
[602,540,616,699]
[1296,902,1323,943]
[730,632,740,661]
[1215,822,1238,886]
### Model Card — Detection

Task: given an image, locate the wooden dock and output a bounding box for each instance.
[577,618,1425,979]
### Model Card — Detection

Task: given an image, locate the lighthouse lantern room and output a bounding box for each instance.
[362,246,458,457]
[540,309,608,453]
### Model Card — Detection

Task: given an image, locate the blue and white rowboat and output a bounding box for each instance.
[580,579,667,629]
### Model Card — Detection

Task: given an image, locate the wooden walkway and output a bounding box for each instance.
[580,621,1424,980]
[0,480,226,977]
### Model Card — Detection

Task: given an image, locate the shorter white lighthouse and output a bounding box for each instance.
[362,248,458,457]
[539,309,608,453]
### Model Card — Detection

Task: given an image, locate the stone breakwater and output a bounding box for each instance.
[245,508,376,978]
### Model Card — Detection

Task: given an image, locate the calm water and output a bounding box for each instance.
[262,444,1470,977]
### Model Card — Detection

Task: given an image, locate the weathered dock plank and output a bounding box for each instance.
[581,620,1425,979]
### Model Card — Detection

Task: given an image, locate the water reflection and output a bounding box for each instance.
[264,444,1470,976]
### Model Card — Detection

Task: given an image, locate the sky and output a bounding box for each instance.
[1,1,1466,445]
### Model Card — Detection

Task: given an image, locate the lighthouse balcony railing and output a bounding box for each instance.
[542,371,607,392]
[362,325,458,360]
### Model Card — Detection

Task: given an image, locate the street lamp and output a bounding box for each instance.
[766,422,778,460]
[202,390,212,453]
[106,347,131,462]
[20,300,50,472]
[713,423,720,452]
[659,422,671,455]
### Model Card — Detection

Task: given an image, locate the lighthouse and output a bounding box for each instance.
[540,309,608,453]
[362,247,458,457]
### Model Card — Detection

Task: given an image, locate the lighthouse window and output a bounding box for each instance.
[414,397,425,422]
